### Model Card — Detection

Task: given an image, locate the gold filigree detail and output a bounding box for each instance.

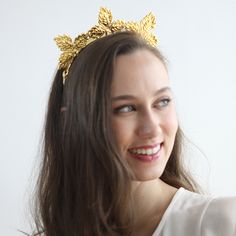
[54,7,158,84]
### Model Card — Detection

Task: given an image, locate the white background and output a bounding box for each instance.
[0,0,236,235]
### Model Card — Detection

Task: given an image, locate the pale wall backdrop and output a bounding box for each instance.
[0,0,236,235]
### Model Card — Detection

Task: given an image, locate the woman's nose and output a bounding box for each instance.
[135,110,161,139]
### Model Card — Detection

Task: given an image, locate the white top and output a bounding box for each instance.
[153,187,236,236]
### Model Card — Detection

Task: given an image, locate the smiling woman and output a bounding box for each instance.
[28,7,236,236]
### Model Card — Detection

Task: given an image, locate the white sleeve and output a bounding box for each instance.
[201,196,236,236]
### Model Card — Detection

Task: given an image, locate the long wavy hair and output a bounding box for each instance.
[30,32,200,236]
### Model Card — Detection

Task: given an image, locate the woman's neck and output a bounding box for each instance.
[131,178,178,236]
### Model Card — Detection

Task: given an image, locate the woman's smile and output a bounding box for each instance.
[128,143,163,162]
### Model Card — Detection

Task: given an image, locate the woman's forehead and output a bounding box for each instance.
[111,49,169,95]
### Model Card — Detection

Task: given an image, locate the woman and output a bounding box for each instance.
[31,7,236,236]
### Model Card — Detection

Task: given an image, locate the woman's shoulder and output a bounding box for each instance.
[206,194,236,218]
[177,188,236,236]
[201,194,236,236]
[154,188,236,236]
[182,189,236,218]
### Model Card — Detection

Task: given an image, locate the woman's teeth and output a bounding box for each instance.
[129,144,161,155]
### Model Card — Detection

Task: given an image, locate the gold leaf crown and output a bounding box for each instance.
[54,7,158,84]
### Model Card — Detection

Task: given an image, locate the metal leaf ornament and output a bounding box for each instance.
[54,7,158,84]
[98,7,113,26]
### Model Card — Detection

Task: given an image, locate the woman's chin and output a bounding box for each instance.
[131,169,165,182]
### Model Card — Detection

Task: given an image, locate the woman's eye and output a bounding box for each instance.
[158,98,171,108]
[114,105,135,113]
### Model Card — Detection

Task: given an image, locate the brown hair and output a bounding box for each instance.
[30,32,200,236]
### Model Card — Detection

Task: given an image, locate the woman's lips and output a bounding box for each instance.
[128,143,163,162]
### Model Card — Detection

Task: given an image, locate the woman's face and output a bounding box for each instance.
[111,49,178,181]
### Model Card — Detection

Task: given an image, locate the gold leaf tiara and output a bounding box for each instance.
[54,7,158,84]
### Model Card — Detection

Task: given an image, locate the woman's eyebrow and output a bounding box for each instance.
[111,86,171,102]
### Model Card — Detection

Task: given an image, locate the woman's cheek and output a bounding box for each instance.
[160,107,178,135]
[165,111,178,136]
[112,118,135,146]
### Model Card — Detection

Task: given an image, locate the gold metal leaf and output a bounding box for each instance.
[88,25,110,39]
[58,49,76,69]
[125,22,140,33]
[140,12,156,31]
[111,20,125,31]
[98,7,112,26]
[74,34,87,49]
[54,35,74,51]
[143,33,158,47]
